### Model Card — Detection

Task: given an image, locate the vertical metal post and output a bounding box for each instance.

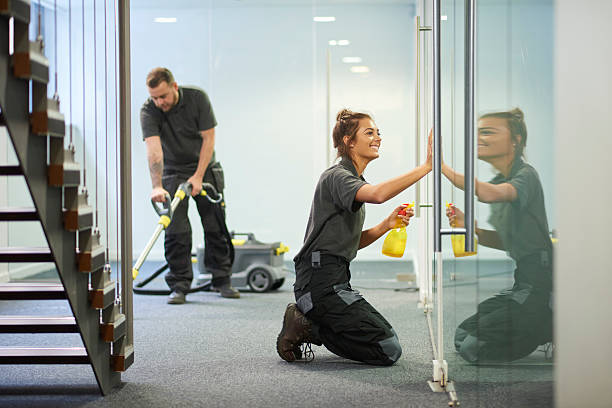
[432,0,446,386]
[433,0,442,253]
[464,0,475,252]
[415,16,422,218]
[326,47,331,167]
[436,252,443,362]
[118,0,133,348]
[415,17,432,219]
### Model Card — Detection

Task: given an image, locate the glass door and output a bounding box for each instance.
[418,0,556,404]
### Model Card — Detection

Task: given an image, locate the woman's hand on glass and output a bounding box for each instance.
[425,128,433,170]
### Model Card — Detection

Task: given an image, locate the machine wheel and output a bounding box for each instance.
[247,268,273,292]
[271,278,285,290]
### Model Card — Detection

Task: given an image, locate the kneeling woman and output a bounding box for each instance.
[276,109,431,366]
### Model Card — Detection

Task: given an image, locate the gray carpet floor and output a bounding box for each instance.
[0,260,553,407]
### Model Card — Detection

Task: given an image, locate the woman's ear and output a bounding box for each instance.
[514,134,522,147]
[343,135,352,148]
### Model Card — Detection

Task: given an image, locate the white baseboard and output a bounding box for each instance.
[2,263,56,281]
[0,266,9,283]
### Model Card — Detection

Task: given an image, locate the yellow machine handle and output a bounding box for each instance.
[276,243,289,256]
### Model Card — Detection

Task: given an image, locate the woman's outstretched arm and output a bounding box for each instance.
[442,163,517,203]
[356,131,432,204]
[355,164,430,204]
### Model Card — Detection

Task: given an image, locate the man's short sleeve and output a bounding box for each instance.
[196,91,217,131]
[328,168,368,212]
[509,166,535,209]
[140,102,162,140]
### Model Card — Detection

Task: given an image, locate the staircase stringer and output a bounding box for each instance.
[0,18,120,395]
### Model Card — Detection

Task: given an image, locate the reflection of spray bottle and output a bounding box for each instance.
[447,203,478,257]
[382,203,414,258]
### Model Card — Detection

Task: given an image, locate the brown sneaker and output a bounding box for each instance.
[276,303,312,362]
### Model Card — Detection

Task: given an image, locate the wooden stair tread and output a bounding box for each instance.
[0,207,38,221]
[0,247,53,262]
[0,0,30,23]
[0,165,22,175]
[0,316,78,333]
[0,347,90,364]
[13,41,49,84]
[0,282,66,300]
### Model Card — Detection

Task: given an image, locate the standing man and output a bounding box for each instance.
[140,67,239,304]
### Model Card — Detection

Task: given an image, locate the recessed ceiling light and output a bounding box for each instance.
[313,16,336,22]
[154,17,177,23]
[329,39,350,46]
[441,15,448,21]
[342,57,362,64]
[350,66,370,73]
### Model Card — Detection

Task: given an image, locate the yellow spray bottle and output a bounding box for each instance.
[382,203,414,258]
[447,203,478,257]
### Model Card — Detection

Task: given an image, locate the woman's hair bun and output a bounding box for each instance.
[509,107,524,121]
[337,109,354,123]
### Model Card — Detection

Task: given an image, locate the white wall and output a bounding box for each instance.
[555,0,612,406]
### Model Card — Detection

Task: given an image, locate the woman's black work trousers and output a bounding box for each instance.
[294,253,402,366]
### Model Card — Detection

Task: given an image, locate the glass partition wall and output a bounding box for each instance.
[128,0,554,404]
[417,0,555,404]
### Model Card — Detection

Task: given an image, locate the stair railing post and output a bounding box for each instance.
[118,0,133,355]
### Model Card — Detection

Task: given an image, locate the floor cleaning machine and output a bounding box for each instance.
[132,181,288,295]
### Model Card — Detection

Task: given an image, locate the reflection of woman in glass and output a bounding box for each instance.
[276,109,432,365]
[443,108,553,363]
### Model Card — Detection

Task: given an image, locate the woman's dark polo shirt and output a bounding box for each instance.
[294,158,368,264]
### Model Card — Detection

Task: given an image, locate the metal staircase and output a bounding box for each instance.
[0,0,133,395]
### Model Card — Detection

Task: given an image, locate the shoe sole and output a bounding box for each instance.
[277,303,304,362]
[220,292,241,299]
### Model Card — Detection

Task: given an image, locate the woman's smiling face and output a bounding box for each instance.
[477,117,515,161]
[347,118,382,162]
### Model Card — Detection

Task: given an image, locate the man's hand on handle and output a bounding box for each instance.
[151,186,170,203]
[187,174,204,196]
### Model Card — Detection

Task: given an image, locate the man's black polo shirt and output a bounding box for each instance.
[140,86,217,174]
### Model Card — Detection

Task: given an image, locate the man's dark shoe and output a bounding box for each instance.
[167,291,186,304]
[276,303,313,362]
[214,283,240,299]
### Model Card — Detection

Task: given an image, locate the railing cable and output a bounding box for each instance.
[53,0,58,99]
[104,0,110,260]
[82,0,87,188]
[113,0,121,300]
[69,0,73,145]
[94,0,99,228]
